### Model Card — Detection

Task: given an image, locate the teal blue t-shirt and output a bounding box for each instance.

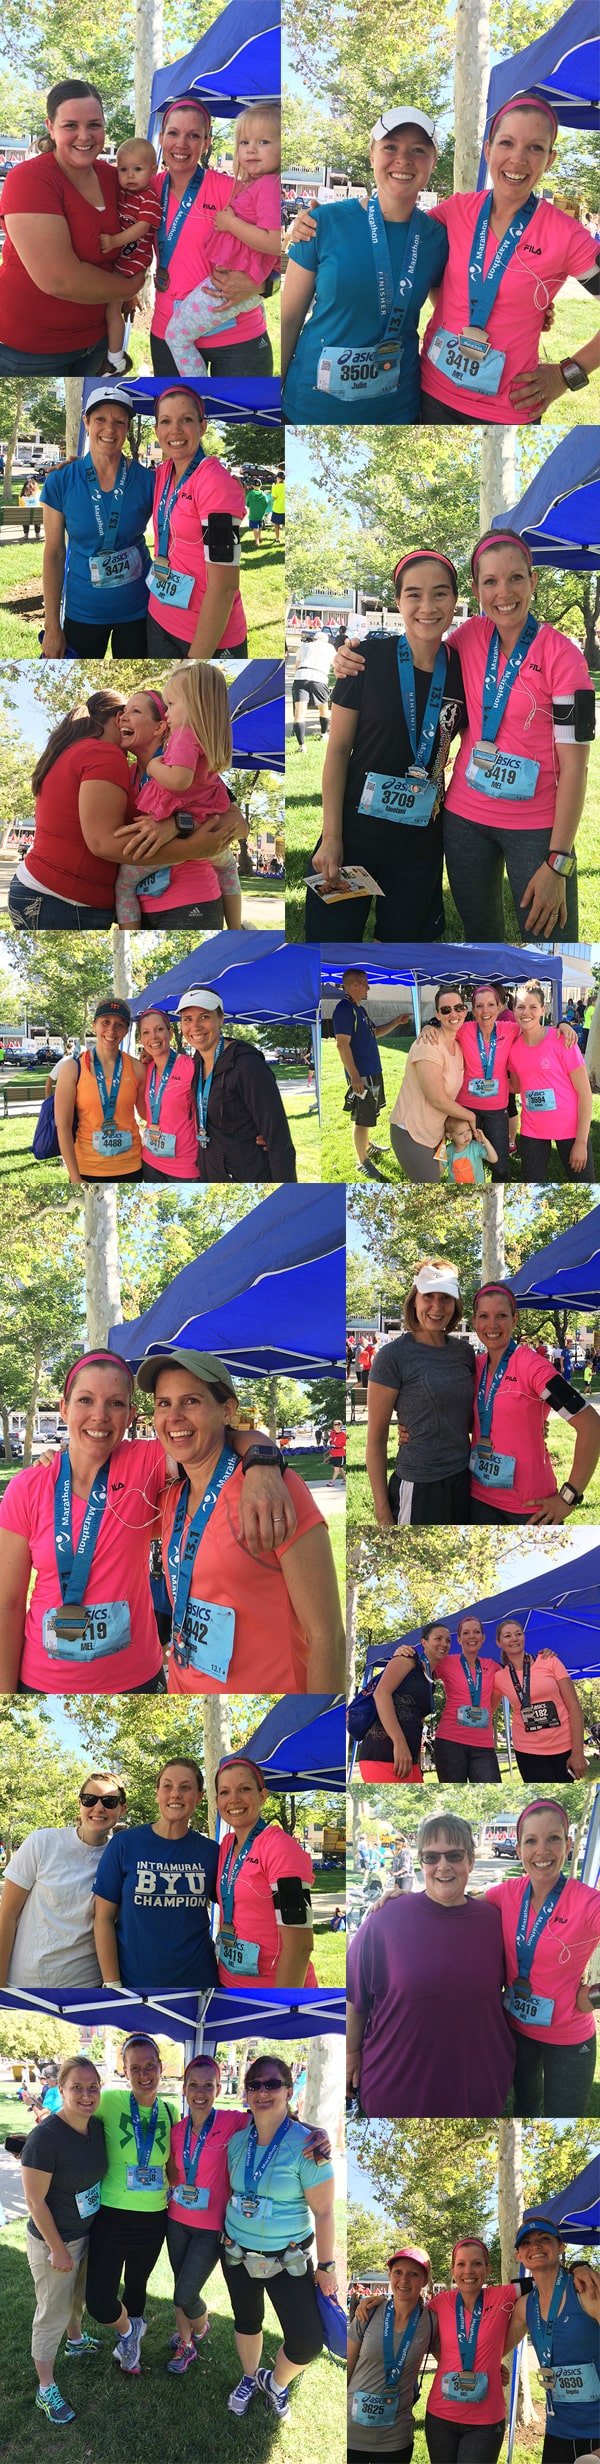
[282,198,448,424]
[42,458,154,624]
[225,2118,333,2251]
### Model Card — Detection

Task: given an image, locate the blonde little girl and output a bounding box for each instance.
[116,663,246,928]
[165,102,281,377]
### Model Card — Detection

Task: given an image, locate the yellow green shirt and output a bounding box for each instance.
[98,2086,178,2212]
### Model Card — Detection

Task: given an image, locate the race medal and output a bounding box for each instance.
[459,325,489,353]
[143,1126,177,1157]
[126,2164,164,2190]
[173,1597,235,1683]
[216,1927,261,1977]
[92,1126,133,1156]
[470,1444,516,1488]
[42,1601,131,1661]
[175,2185,210,2211]
[540,2368,556,2389]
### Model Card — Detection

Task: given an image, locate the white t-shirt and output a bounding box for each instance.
[4,1825,103,1986]
[294,633,333,685]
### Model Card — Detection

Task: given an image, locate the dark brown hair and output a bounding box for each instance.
[32,692,125,795]
[42,80,105,153]
[403,1258,463,1337]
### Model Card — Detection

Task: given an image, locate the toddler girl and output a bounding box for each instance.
[115,663,245,926]
[165,102,281,375]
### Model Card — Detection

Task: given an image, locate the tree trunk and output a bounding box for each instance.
[582,577,600,672]
[498,2120,536,2428]
[24,1341,43,1466]
[267,1378,278,1440]
[112,928,134,1003]
[203,1699,232,1838]
[453,0,490,190]
[3,384,24,504]
[0,1397,11,1460]
[479,430,516,534]
[346,1556,358,1698]
[304,2034,344,2164]
[84,1189,123,1345]
[135,0,164,138]
[585,990,600,1089]
[64,382,84,462]
[481,1188,506,1281]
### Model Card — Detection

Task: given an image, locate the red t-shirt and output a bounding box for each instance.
[0,152,120,353]
[28,740,133,908]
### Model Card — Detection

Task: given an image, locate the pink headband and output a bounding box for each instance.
[452,2238,489,2264]
[394,548,458,591]
[162,95,211,130]
[473,1282,517,1313]
[516,1799,569,1842]
[471,530,533,580]
[489,92,559,145]
[63,1351,134,1400]
[216,1754,265,1788]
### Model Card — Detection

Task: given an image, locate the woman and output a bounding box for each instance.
[7,687,229,934]
[137,1345,345,1693]
[151,98,274,378]
[486,1798,600,2116]
[138,1008,197,1182]
[389,985,478,1183]
[431,1613,501,1783]
[308,551,466,942]
[176,987,297,1183]
[509,980,594,1182]
[282,108,449,425]
[222,2052,336,2420]
[0,1771,126,1987]
[348,2245,433,2463]
[424,2236,518,2464]
[22,2056,107,2427]
[85,2035,177,2375]
[0,80,143,375]
[509,2214,600,2463]
[93,1757,218,1990]
[146,387,247,660]
[469,1283,600,1525]
[0,1346,294,1695]
[166,2054,330,2379]
[444,981,577,1184]
[119,682,236,930]
[41,386,154,659]
[366,1259,475,1527]
[346,1812,515,2118]
[442,532,594,942]
[421,96,600,426]
[214,1752,317,1987]
[492,1617,587,1782]
[55,996,143,1184]
[355,1622,451,1784]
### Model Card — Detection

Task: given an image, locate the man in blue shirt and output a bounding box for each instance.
[332,966,406,1178]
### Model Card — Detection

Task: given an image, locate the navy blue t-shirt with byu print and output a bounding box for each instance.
[94,1826,219,1990]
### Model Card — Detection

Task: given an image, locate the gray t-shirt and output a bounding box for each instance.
[348,2300,432,2450]
[4,1827,103,1987]
[369,1331,475,1481]
[23,2113,107,2242]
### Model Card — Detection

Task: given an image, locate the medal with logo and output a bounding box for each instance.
[428,191,538,395]
[174,2110,215,2210]
[504,1874,567,2028]
[43,1451,132,1662]
[470,1338,517,1489]
[156,166,205,292]
[467,612,540,799]
[240,2115,291,2216]
[527,2270,569,2415]
[167,1444,238,1677]
[196,1034,224,1150]
[441,2291,489,2404]
[126,2093,163,2191]
[317,197,422,400]
[216,1819,266,1973]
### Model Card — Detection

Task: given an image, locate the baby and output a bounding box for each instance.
[100,137,162,371]
[165,101,281,376]
[442,1116,498,1186]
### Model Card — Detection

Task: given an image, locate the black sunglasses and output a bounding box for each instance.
[247,2074,287,2091]
[80,1791,121,1810]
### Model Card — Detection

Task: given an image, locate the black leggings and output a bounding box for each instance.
[221,2254,324,2366]
[434,1737,501,1782]
[166,2221,223,2317]
[512,2029,596,2118]
[515,1748,574,1782]
[86,2205,167,2322]
[425,2415,505,2462]
[472,1105,510,1181]
[145,608,248,660]
[542,2430,600,2461]
[305,807,444,944]
[348,2448,413,2463]
[150,331,273,377]
[518,1132,594,1184]
[141,896,224,927]
[64,614,150,658]
[443,807,579,942]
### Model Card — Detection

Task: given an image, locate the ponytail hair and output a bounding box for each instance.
[41,79,105,153]
[32,692,125,795]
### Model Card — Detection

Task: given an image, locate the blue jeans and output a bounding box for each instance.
[9,876,114,932]
[0,339,106,375]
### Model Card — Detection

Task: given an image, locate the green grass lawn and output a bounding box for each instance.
[0,2215,345,2464]
[346,1406,600,1534]
[0,1076,320,1184]
[320,1033,600,1184]
[0,532,283,660]
[284,731,600,945]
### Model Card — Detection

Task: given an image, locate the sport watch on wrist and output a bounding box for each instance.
[241,1442,287,1476]
[174,811,195,837]
[558,358,589,392]
[547,849,576,876]
[559,1482,584,1508]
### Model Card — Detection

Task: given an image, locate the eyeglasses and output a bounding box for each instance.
[80,1791,121,1810]
[438,1002,465,1015]
[422,1848,468,1866]
[247,2075,286,2091]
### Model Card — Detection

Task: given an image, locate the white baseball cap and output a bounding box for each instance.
[84,386,134,417]
[175,987,223,1014]
[371,107,437,145]
[414,1266,460,1299]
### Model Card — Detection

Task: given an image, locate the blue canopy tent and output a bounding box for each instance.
[127,933,321,1114]
[0,1984,344,2068]
[244,1696,346,1790]
[495,428,600,567]
[509,1201,600,1307]
[321,944,564,1033]
[478,0,600,184]
[80,376,281,430]
[507,2151,599,2460]
[149,0,280,142]
[108,1183,346,1379]
[228,660,284,774]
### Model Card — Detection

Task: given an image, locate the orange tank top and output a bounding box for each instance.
[74,1049,142,1178]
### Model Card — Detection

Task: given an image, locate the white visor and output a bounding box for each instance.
[85,385,134,417]
[175,986,223,1014]
[414,1267,460,1300]
[371,107,437,145]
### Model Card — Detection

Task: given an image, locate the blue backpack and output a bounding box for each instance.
[32,1058,80,1161]
[347,1676,380,1740]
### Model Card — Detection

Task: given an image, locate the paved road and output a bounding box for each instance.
[0,2142,28,2221]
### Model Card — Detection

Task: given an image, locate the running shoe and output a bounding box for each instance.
[168,2318,209,2348]
[64,2334,100,2358]
[167,2339,198,2375]
[256,2366,290,2419]
[114,2316,147,2374]
[359,1155,386,1179]
[35,2383,76,2425]
[227,2373,258,2414]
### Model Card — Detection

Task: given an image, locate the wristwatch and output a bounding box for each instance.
[241,1442,287,1476]
[559,358,589,392]
[559,1482,584,1508]
[317,2260,336,2274]
[547,849,576,876]
[174,810,195,837]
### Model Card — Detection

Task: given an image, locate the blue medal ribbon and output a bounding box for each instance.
[527,2269,568,2374]
[85,455,128,550]
[157,166,205,284]
[130,2094,159,2168]
[382,2297,423,2387]
[480,613,539,744]
[92,1046,123,1126]
[243,2116,291,2195]
[148,1049,177,1126]
[455,2290,484,2372]
[459,1650,483,1711]
[476,1338,517,1443]
[367,196,422,348]
[157,446,205,559]
[53,1453,111,1605]
[220,1819,267,1925]
[396,638,447,772]
[196,1034,224,1148]
[515,1874,567,1985]
[476,1024,497,1083]
[167,1443,238,1640]
[183,2109,216,2186]
[467,190,539,330]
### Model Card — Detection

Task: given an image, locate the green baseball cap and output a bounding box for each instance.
[136,1347,238,1398]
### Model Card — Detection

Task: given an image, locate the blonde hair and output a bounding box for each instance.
[117,136,157,172]
[165,663,232,772]
[58,2057,101,2091]
[403,1257,463,1336]
[232,102,281,181]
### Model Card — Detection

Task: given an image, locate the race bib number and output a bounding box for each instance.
[359,769,437,827]
[316,343,402,400]
[148,560,195,609]
[504,1981,555,2028]
[521,1699,561,1733]
[524,1088,557,1113]
[552,2361,600,2404]
[171,2184,210,2211]
[89,546,143,589]
[215,1929,261,1977]
[441,2371,489,2403]
[126,2165,164,2191]
[428,327,505,395]
[92,1126,133,1157]
[137,868,171,899]
[173,1598,235,1683]
[143,1126,177,1158]
[457,1704,489,1728]
[75,2182,101,2219]
[42,1601,131,1662]
[468,1077,499,1099]
[470,1444,516,1490]
[351,2390,399,2424]
[465,746,540,801]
